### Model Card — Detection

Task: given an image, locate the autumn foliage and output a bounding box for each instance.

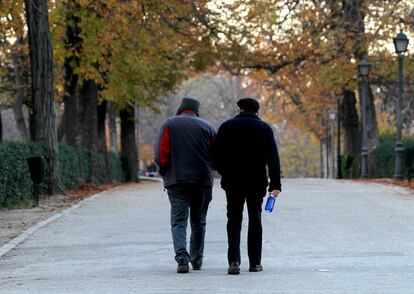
[1,1,414,180]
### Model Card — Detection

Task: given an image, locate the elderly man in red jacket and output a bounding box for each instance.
[155,97,216,273]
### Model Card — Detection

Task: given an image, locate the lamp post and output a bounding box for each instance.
[323,117,329,178]
[320,117,325,178]
[357,58,371,178]
[393,30,409,180]
[329,109,337,179]
[336,97,342,179]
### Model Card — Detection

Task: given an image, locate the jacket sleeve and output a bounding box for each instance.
[154,124,171,176]
[208,126,217,164]
[265,125,282,192]
[212,124,226,174]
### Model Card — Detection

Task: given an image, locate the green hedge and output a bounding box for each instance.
[0,142,43,208]
[372,134,414,179]
[92,152,125,184]
[371,135,395,178]
[341,153,361,179]
[341,134,414,179]
[108,151,125,183]
[0,142,125,208]
[59,144,84,189]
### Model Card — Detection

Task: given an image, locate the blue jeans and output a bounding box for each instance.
[167,184,212,266]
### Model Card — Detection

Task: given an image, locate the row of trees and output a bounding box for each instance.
[141,0,414,177]
[1,1,414,187]
[1,1,215,193]
[136,0,414,178]
[205,1,414,177]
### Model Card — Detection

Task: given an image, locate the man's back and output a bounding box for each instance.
[155,112,216,187]
[213,111,280,194]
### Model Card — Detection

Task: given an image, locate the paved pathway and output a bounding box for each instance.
[1,179,414,293]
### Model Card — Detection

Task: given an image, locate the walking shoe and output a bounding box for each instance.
[177,262,189,273]
[249,264,263,272]
[192,263,202,270]
[227,262,240,275]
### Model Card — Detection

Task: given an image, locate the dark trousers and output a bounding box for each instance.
[226,190,263,266]
[167,184,212,266]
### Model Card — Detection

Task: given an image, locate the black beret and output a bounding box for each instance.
[237,98,260,113]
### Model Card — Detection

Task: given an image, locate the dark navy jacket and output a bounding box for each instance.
[212,112,281,195]
[154,111,217,188]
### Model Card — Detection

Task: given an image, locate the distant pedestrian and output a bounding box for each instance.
[212,98,281,275]
[154,98,216,273]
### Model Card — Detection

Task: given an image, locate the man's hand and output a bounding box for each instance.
[271,190,281,197]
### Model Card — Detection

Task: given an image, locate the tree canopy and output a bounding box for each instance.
[1,0,414,180]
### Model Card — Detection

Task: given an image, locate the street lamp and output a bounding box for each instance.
[329,109,337,179]
[357,58,371,178]
[394,30,409,54]
[329,109,336,120]
[393,30,409,180]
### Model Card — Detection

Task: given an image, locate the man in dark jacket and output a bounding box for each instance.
[212,98,281,275]
[154,97,216,273]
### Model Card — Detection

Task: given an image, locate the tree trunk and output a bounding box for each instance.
[320,139,324,178]
[60,84,78,146]
[341,89,361,155]
[57,110,65,141]
[11,40,30,141]
[28,106,35,140]
[367,83,379,178]
[97,100,111,183]
[79,80,99,183]
[120,105,138,182]
[326,136,332,178]
[135,104,140,175]
[107,102,118,152]
[58,66,78,144]
[365,81,379,151]
[97,100,107,154]
[359,82,379,178]
[0,110,3,142]
[321,137,329,178]
[343,0,379,154]
[58,3,81,145]
[24,0,60,193]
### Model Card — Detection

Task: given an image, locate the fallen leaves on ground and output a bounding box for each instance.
[354,178,414,192]
[67,183,120,200]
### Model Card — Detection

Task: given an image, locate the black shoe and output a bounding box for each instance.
[228,262,240,275]
[192,263,202,270]
[249,264,263,272]
[177,262,189,273]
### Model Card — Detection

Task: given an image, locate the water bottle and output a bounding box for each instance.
[265,193,276,213]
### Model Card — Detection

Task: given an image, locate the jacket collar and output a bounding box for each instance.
[180,110,199,117]
[236,111,260,120]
